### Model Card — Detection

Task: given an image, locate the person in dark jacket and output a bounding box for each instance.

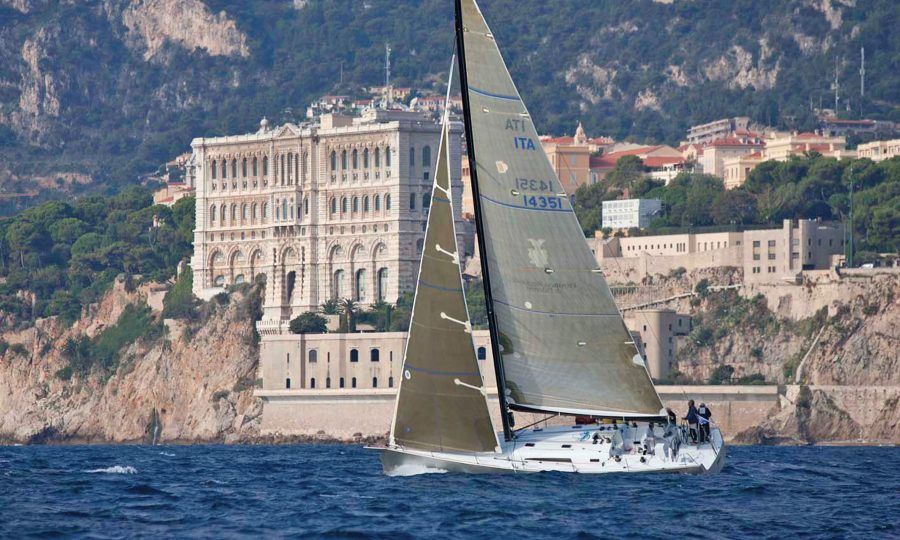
[683,400,699,443]
[698,403,712,442]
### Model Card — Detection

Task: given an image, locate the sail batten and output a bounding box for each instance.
[458,0,665,418]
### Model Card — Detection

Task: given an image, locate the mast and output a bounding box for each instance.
[454,0,513,441]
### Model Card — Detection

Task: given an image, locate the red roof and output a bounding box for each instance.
[643,156,685,168]
[708,136,762,147]
[541,135,614,145]
[589,146,661,168]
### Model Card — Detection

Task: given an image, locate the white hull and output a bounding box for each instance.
[375,423,725,475]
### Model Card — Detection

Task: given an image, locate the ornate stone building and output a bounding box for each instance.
[190,109,465,324]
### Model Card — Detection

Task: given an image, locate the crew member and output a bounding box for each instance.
[683,400,699,443]
[698,403,712,443]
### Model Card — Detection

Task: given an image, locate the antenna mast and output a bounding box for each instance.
[832,56,840,113]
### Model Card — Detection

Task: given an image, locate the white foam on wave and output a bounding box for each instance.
[85,465,137,474]
[385,464,449,477]
[158,452,175,457]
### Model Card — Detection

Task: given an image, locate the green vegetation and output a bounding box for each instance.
[56,304,163,380]
[289,312,328,334]
[1,1,897,213]
[162,267,199,320]
[574,154,899,255]
[0,188,194,327]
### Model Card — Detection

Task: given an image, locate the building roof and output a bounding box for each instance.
[707,136,763,148]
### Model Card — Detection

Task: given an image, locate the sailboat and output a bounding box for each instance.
[374,0,725,474]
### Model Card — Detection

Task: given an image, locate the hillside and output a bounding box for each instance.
[0,0,898,213]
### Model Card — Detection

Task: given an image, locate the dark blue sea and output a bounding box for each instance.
[0,445,897,539]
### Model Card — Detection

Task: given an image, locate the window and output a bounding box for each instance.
[310,378,316,389]
[221,160,227,179]
[364,196,370,212]
[210,205,216,224]
[416,238,424,254]
[326,377,331,388]
[351,377,357,389]
[232,159,237,178]
[355,269,366,302]
[409,147,415,167]
[304,197,309,216]
[211,161,217,179]
[477,347,487,360]
[372,377,378,388]
[263,156,268,176]
[342,197,348,214]
[375,195,381,211]
[388,376,394,388]
[333,269,345,299]
[331,197,337,215]
[350,349,359,362]
[423,171,430,182]
[340,377,345,388]
[352,149,358,169]
[422,193,431,210]
[262,203,268,220]
[377,268,388,302]
[251,203,257,220]
[363,148,369,168]
[252,157,258,176]
[422,146,431,167]
[309,350,317,363]
[385,194,392,210]
[285,378,291,389]
[352,197,359,213]
[341,150,348,170]
[231,204,237,222]
[410,193,417,210]
[375,147,381,167]
[371,348,380,362]
[385,147,391,167]
[331,151,337,171]
[242,158,247,177]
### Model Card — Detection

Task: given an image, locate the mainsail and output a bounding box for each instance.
[389,106,499,453]
[456,0,665,417]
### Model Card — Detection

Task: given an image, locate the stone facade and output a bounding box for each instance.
[190,110,465,323]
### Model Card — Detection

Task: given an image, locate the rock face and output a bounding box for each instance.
[0,279,262,444]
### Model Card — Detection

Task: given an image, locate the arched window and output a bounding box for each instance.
[355,269,366,301]
[377,268,388,302]
[363,148,369,168]
[330,197,337,215]
[351,377,357,388]
[262,203,268,220]
[280,154,285,185]
[231,204,237,222]
[385,194,392,210]
[221,160,227,179]
[210,205,216,224]
[310,378,316,389]
[282,199,288,221]
[275,204,280,221]
[341,150,347,170]
[211,161,217,180]
[363,196,370,212]
[330,151,337,171]
[409,193,416,210]
[333,269,345,299]
[304,197,309,216]
[409,147,415,167]
[309,350,317,363]
[477,347,487,360]
[352,149,358,169]
[241,204,248,221]
[372,377,378,388]
[341,197,348,214]
[251,203,257,220]
[385,147,391,167]
[220,204,227,224]
[262,156,268,176]
[287,154,293,184]
[423,146,431,168]
[326,377,331,388]
[352,197,359,213]
[252,157,258,177]
[374,195,381,211]
[242,158,247,177]
[416,238,424,254]
[285,378,291,389]
[422,193,431,210]
[388,376,394,388]
[370,348,380,362]
[375,147,381,167]
[232,159,237,178]
[350,349,359,363]
[340,377,345,388]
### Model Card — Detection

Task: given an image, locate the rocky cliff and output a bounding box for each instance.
[0,278,262,444]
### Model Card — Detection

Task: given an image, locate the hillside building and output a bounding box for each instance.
[189,110,467,325]
[857,139,900,162]
[540,123,614,194]
[601,198,662,229]
[686,117,750,145]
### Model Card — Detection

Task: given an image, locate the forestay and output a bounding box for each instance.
[458,0,664,417]
[390,113,499,453]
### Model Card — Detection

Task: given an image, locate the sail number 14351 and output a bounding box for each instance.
[523,195,564,209]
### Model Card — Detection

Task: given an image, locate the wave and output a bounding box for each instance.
[158,452,176,457]
[85,465,137,474]
[385,464,449,477]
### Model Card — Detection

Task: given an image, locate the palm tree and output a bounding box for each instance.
[339,298,358,332]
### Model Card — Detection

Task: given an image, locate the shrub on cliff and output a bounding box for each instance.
[289,312,327,334]
[162,267,199,320]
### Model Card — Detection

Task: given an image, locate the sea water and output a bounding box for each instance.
[0,445,897,538]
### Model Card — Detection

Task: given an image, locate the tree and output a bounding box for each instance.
[339,298,358,332]
[711,189,757,225]
[606,155,646,190]
[289,312,328,334]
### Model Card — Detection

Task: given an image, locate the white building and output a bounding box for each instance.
[601,198,662,229]
[189,110,466,325]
